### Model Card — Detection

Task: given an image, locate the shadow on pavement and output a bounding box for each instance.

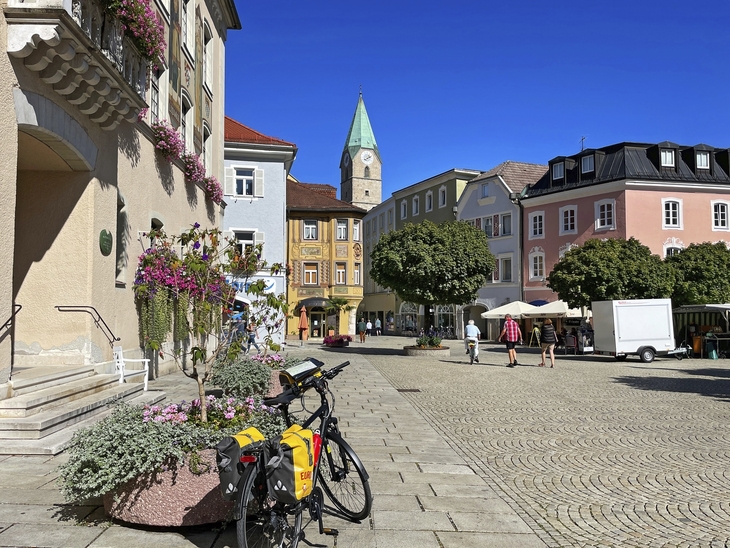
[319,346,404,356]
[612,374,730,401]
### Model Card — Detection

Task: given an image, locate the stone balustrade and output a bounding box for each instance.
[6,0,149,130]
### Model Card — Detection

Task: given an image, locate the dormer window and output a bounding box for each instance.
[661,149,675,167]
[697,151,710,170]
[553,162,564,179]
[581,155,594,174]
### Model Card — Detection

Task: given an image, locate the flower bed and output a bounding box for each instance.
[323,334,352,347]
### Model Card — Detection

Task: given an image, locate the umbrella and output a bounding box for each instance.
[481,301,539,319]
[522,300,590,319]
[298,306,309,330]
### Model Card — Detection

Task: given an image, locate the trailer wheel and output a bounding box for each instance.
[639,347,655,363]
[615,354,627,361]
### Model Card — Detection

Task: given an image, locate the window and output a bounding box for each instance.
[559,206,577,235]
[379,214,384,229]
[481,184,489,198]
[365,221,370,236]
[426,192,433,212]
[203,23,213,94]
[412,196,419,216]
[303,263,318,285]
[665,247,682,257]
[181,90,193,150]
[336,220,348,240]
[697,151,710,170]
[401,200,407,219]
[335,263,346,285]
[661,149,675,167]
[234,231,254,256]
[663,199,682,229]
[501,213,512,236]
[483,216,493,238]
[595,199,615,230]
[713,201,729,230]
[150,69,160,123]
[202,124,211,175]
[181,0,189,49]
[354,263,361,285]
[581,155,594,173]
[387,210,393,225]
[439,187,447,207]
[553,162,564,179]
[530,252,545,280]
[353,220,360,241]
[235,169,254,196]
[500,257,512,282]
[364,166,370,178]
[529,212,544,239]
[303,220,318,240]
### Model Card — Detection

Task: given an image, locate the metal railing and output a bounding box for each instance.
[55,306,121,347]
[1,304,22,332]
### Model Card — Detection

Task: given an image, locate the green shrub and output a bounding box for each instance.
[415,336,442,348]
[209,355,272,398]
[57,398,286,503]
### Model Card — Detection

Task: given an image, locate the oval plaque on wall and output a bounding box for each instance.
[99,229,113,256]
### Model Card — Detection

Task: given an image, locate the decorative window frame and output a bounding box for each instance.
[335,262,347,285]
[528,211,545,240]
[662,197,683,230]
[400,200,407,220]
[594,199,616,231]
[425,191,433,212]
[558,242,577,259]
[559,205,577,236]
[303,219,318,241]
[303,263,318,285]
[663,237,685,258]
[336,219,348,241]
[712,200,730,231]
[353,220,361,241]
[412,196,419,216]
[202,21,213,98]
[501,212,512,236]
[438,186,447,208]
[528,247,545,282]
[495,253,513,283]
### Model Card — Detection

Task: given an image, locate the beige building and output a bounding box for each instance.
[1,0,240,385]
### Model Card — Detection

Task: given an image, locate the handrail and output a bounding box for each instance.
[1,304,22,332]
[55,305,121,347]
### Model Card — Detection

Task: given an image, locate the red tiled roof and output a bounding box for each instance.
[224,116,296,147]
[472,161,548,193]
[287,180,366,214]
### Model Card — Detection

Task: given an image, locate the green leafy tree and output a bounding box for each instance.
[547,237,674,309]
[665,242,730,307]
[370,220,495,305]
[325,297,354,335]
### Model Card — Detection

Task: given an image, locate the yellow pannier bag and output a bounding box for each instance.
[264,424,315,504]
[232,426,265,448]
[216,426,265,500]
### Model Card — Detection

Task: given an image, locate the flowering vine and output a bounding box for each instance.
[101,0,166,66]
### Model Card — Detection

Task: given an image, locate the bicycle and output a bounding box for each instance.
[235,358,372,548]
[467,338,478,365]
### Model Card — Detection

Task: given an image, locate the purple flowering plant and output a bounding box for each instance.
[203,176,224,204]
[142,395,276,430]
[102,0,166,66]
[181,152,206,184]
[151,120,185,162]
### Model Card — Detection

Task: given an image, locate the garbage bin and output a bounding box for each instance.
[706,340,719,360]
[692,335,702,355]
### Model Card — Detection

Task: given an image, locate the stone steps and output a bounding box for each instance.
[7,365,97,397]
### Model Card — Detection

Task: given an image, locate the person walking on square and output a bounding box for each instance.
[358,318,367,343]
[539,318,557,368]
[374,318,381,336]
[245,322,261,355]
[366,319,372,337]
[499,313,523,367]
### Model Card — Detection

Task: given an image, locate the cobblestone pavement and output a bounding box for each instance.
[365,343,730,548]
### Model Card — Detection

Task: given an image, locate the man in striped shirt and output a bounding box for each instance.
[499,314,523,367]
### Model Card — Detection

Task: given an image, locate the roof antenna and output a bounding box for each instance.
[580,136,586,151]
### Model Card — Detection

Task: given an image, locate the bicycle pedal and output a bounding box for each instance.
[323,527,339,536]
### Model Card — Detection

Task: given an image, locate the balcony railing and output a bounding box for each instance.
[5,0,148,130]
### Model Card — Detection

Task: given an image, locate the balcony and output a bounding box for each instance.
[5,0,148,130]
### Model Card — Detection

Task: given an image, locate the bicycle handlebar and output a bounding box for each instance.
[262,361,350,407]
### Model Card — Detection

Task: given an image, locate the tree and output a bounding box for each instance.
[370,220,495,305]
[665,242,730,307]
[325,297,354,335]
[547,237,674,309]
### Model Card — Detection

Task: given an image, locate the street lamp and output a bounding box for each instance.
[452,205,458,218]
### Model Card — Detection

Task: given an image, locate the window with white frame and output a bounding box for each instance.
[303,263,318,285]
[412,196,419,216]
[234,169,254,196]
[501,213,512,236]
[553,162,564,179]
[336,220,348,240]
[438,187,447,207]
[150,69,160,123]
[335,263,346,285]
[697,151,710,170]
[303,220,318,240]
[581,155,594,174]
[181,0,189,50]
[353,220,360,241]
[529,251,545,280]
[401,200,407,219]
[181,92,192,150]
[713,201,729,230]
[529,211,544,239]
[425,191,433,212]
[559,205,577,235]
[499,257,512,282]
[662,198,682,229]
[661,149,675,167]
[665,247,682,257]
[203,23,213,94]
[595,199,615,230]
[202,124,211,175]
[481,184,489,198]
[234,231,254,256]
[354,263,361,285]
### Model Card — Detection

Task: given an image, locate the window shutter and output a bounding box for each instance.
[475,218,482,230]
[224,167,234,195]
[254,169,264,197]
[493,217,500,237]
[254,231,264,245]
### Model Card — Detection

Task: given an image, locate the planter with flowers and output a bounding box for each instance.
[323,334,352,348]
[404,335,450,357]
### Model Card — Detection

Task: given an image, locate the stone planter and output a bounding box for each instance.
[103,449,232,526]
[403,345,450,357]
[324,341,350,348]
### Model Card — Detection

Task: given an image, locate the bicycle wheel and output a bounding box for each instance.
[237,463,302,548]
[318,432,372,521]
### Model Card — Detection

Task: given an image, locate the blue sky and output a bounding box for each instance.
[225,0,730,198]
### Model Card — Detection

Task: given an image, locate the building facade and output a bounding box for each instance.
[1,0,239,380]
[521,141,730,303]
[222,116,297,346]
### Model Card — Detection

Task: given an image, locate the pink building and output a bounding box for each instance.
[521,141,730,303]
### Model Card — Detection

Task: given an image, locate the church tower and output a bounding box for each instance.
[340,92,382,211]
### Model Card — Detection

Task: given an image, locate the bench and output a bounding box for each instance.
[112,346,149,391]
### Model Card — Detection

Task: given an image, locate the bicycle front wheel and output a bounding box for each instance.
[318,432,372,521]
[237,463,302,548]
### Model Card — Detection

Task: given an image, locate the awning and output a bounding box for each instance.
[296,297,329,310]
[481,301,539,319]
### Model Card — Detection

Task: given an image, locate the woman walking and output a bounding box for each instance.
[539,318,557,368]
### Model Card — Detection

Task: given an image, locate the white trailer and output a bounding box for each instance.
[592,299,678,363]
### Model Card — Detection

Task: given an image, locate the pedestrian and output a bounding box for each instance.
[374,318,381,336]
[498,313,523,367]
[539,318,557,368]
[246,322,260,354]
[357,317,367,343]
[366,319,373,337]
[464,319,481,362]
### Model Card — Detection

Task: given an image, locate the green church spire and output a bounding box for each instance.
[344,92,380,161]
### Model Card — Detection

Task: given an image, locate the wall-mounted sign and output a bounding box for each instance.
[99,230,113,256]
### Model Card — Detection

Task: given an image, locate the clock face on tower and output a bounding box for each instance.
[343,152,350,166]
[360,150,374,165]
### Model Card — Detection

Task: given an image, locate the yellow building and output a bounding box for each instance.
[286,181,366,338]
